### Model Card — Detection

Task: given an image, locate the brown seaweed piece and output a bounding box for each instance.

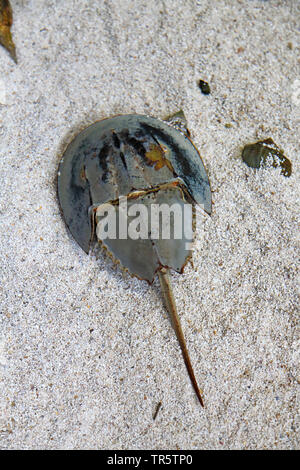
[0,0,17,63]
[242,138,292,177]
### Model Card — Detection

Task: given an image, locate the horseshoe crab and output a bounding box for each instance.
[57,114,211,407]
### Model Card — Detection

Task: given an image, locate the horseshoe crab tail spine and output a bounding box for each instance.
[158,268,204,407]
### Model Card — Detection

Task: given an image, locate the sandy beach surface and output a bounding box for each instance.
[0,0,299,449]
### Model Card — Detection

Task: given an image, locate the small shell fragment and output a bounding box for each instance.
[163,109,190,137]
[0,0,17,63]
[242,138,292,177]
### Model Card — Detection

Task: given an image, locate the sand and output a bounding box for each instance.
[0,0,299,449]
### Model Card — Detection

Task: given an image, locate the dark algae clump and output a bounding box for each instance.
[198,79,211,95]
[242,138,292,177]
